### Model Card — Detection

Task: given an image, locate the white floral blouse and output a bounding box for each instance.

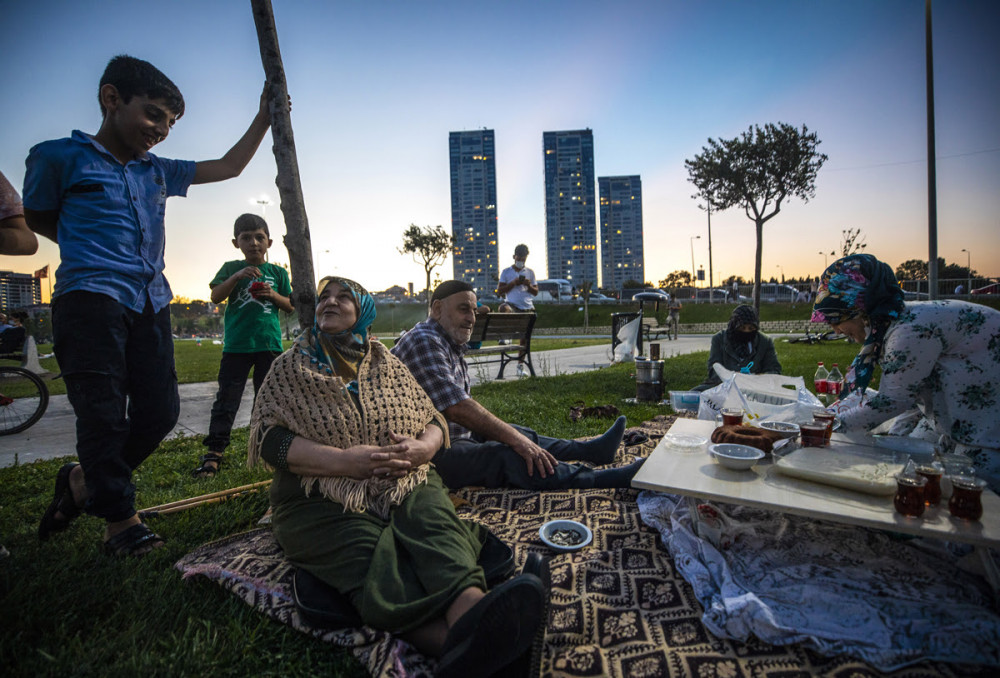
[837,301,1000,485]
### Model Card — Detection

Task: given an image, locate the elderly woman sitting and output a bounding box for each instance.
[248,276,544,676]
[691,304,782,392]
[813,254,1000,491]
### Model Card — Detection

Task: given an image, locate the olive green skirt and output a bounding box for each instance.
[271,468,487,632]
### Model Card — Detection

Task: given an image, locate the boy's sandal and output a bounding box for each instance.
[38,462,83,541]
[191,453,224,478]
[103,523,165,557]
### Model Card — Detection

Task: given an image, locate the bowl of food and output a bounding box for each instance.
[709,443,765,471]
[757,421,801,440]
[539,520,593,552]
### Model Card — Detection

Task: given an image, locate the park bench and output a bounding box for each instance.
[641,316,672,341]
[466,312,536,379]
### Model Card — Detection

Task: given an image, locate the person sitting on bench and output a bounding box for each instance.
[0,310,27,355]
[247,275,545,676]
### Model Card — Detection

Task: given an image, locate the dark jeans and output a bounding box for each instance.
[53,291,179,522]
[202,351,279,452]
[433,424,597,490]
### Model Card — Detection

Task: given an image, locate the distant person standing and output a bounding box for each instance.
[192,213,293,478]
[667,294,682,340]
[496,244,538,376]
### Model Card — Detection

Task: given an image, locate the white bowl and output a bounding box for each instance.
[664,433,708,451]
[709,443,765,471]
[539,520,593,552]
[757,421,801,440]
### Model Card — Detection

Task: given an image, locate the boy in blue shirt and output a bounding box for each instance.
[26,55,279,557]
[193,213,292,478]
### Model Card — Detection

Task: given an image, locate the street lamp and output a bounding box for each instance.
[690,235,701,286]
[776,264,784,283]
[961,248,971,295]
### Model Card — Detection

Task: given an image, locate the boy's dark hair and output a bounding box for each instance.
[99,55,185,118]
[234,213,269,238]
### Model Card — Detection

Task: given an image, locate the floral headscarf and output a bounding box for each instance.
[811,254,905,399]
[296,276,377,383]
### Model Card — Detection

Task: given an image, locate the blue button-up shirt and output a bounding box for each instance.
[391,318,472,440]
[22,131,196,312]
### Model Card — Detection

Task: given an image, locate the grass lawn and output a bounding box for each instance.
[2,341,876,676]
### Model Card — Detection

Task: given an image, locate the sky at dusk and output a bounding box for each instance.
[2,0,998,302]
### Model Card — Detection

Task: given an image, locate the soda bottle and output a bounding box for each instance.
[827,363,844,396]
[813,362,829,395]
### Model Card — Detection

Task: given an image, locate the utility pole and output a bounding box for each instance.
[926,0,939,299]
[251,0,316,332]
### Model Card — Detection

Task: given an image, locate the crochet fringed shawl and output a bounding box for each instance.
[247,341,448,519]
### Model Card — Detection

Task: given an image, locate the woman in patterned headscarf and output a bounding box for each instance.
[247,276,544,675]
[691,304,782,392]
[812,254,1000,490]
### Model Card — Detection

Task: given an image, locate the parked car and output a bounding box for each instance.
[692,288,747,303]
[757,283,800,303]
[972,283,1000,296]
[585,293,615,304]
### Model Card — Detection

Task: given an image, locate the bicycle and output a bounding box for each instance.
[786,329,845,345]
[0,364,49,435]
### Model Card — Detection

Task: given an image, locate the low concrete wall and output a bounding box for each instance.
[538,319,816,337]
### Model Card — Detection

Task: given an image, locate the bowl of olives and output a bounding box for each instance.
[538,519,593,552]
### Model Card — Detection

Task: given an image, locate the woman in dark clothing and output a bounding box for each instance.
[691,305,782,392]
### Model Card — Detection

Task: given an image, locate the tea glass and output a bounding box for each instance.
[948,476,986,521]
[721,408,744,426]
[800,422,829,447]
[894,474,927,518]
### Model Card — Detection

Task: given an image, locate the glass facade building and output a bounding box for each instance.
[449,129,499,296]
[543,130,597,287]
[599,175,644,290]
[0,271,42,309]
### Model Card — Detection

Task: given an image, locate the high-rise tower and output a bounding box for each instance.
[543,130,597,287]
[449,129,499,296]
[599,175,644,290]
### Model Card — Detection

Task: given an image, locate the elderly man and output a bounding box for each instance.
[392,280,643,490]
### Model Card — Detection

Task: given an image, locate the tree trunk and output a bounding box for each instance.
[425,267,432,315]
[752,219,764,311]
[251,0,316,333]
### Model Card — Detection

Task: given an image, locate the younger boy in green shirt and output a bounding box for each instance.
[193,213,292,477]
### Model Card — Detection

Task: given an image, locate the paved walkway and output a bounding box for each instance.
[1,336,713,468]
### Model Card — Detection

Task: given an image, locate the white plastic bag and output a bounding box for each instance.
[698,364,823,422]
[612,316,641,363]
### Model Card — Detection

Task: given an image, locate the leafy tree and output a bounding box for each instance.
[622,278,647,289]
[658,270,692,290]
[839,228,867,256]
[686,122,827,309]
[895,258,976,282]
[895,259,927,280]
[399,224,454,313]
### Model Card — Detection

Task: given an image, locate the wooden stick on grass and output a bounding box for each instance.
[138,480,272,519]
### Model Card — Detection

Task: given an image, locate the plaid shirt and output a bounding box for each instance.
[391,318,472,440]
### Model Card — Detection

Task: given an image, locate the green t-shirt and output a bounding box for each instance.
[211,260,292,353]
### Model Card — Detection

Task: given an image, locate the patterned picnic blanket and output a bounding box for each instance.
[175,415,996,677]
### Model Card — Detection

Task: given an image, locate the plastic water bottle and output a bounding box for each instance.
[827,363,844,396]
[814,362,829,395]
